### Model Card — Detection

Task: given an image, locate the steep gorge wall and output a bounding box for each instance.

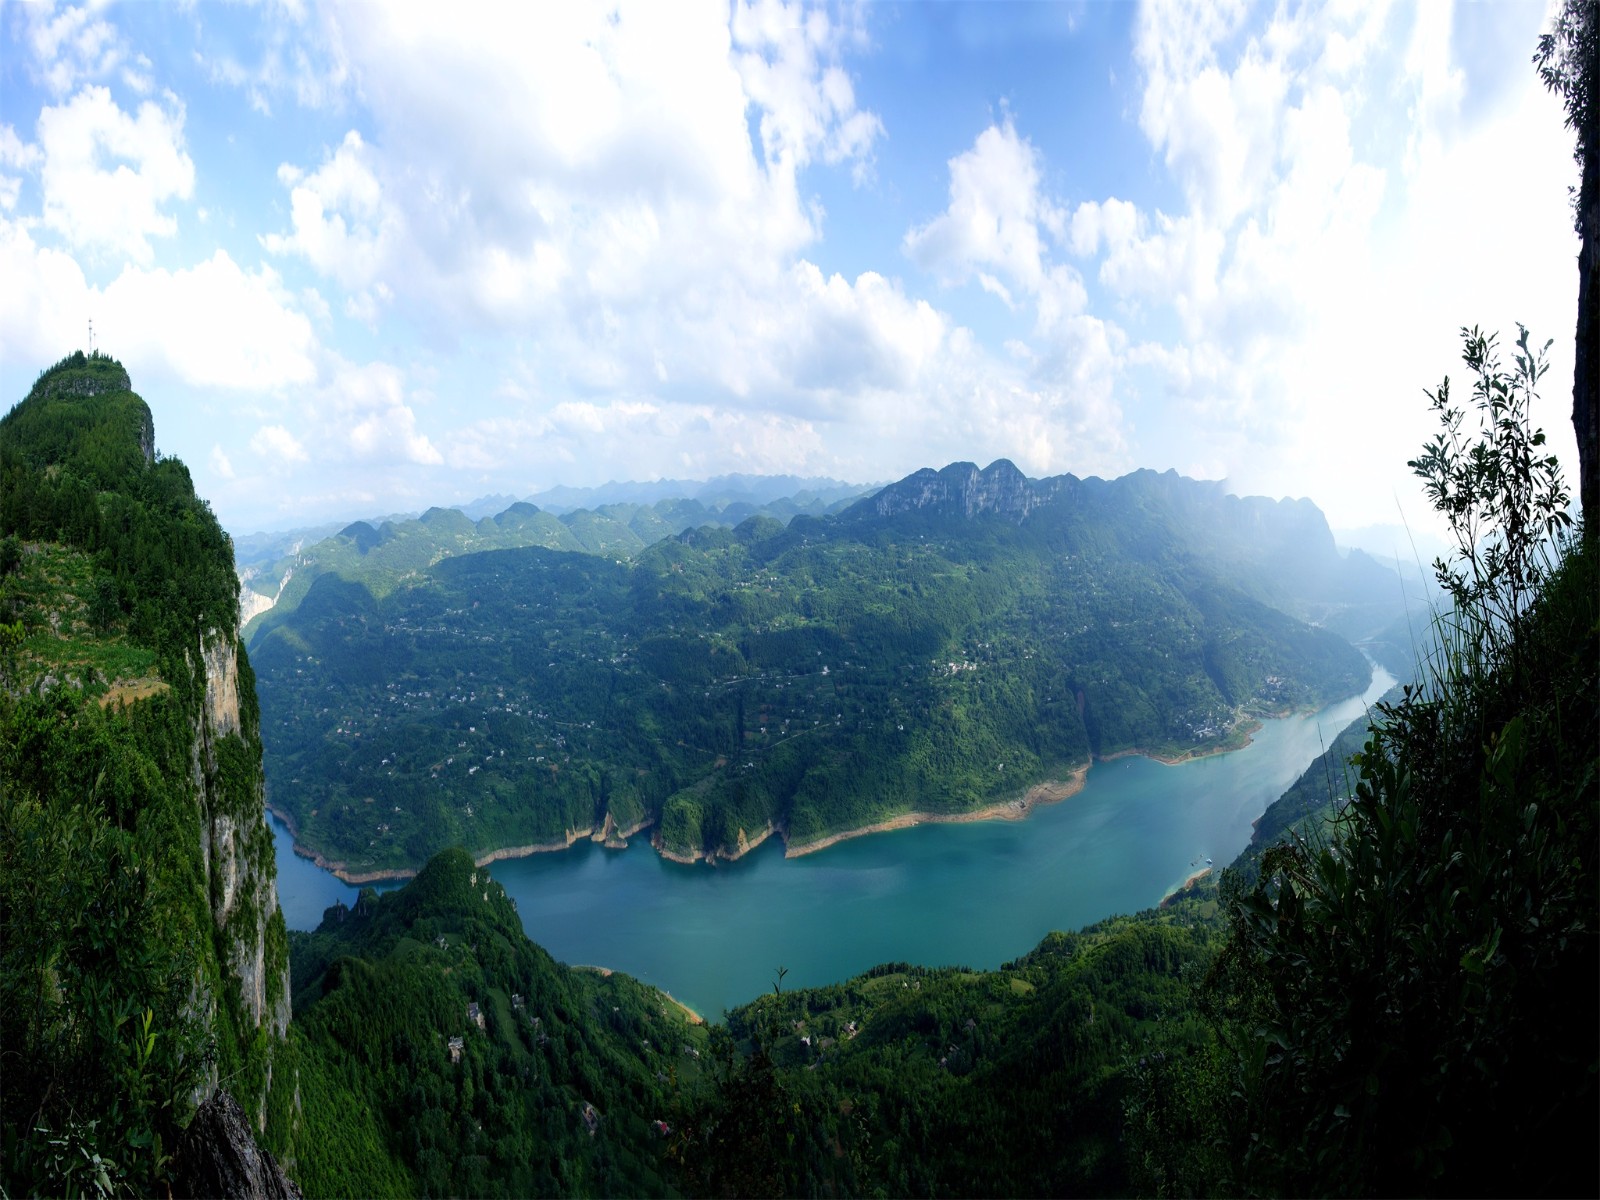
[2,354,297,1186]
[190,627,292,1122]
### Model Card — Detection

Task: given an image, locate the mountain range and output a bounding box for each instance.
[2,352,1590,1198]
[249,456,1403,878]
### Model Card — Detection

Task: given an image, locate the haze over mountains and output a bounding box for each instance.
[247,457,1409,879]
[230,475,877,570]
[4,348,1592,1198]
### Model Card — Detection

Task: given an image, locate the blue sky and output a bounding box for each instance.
[0,0,1580,541]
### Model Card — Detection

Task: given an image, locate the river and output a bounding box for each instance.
[269,664,1394,1019]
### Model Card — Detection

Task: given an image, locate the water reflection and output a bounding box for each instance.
[271,666,1393,1018]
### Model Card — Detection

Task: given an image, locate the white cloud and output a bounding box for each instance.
[767,263,948,400]
[0,124,42,213]
[1067,197,1138,259]
[904,118,1065,296]
[192,0,350,116]
[348,404,442,466]
[101,252,319,389]
[250,424,309,465]
[36,86,194,264]
[310,359,442,466]
[1065,0,1578,531]
[0,218,99,367]
[209,445,236,479]
[261,131,397,290]
[0,219,318,391]
[22,2,130,97]
[254,1,889,410]
[731,0,884,177]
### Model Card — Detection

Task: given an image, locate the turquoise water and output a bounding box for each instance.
[269,665,1393,1018]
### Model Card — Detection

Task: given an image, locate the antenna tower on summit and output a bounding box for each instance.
[88,318,95,356]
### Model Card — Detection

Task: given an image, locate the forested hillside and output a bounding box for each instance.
[266,848,706,1196]
[0,352,292,1195]
[252,460,1385,877]
[238,487,872,639]
[3,327,1589,1200]
[670,328,1597,1197]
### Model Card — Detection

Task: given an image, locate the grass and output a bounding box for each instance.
[5,542,159,690]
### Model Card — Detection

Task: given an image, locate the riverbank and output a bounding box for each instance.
[267,707,1286,882]
[1098,718,1264,767]
[1161,866,1213,906]
[269,800,656,884]
[782,766,1091,859]
[656,820,780,865]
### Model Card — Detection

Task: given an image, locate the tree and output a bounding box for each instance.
[89,574,120,635]
[1211,325,1596,1197]
[1536,0,1600,529]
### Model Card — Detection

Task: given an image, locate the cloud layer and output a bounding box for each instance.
[0,0,1579,535]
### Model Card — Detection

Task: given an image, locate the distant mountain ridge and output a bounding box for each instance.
[852,459,1054,522]
[251,457,1402,878]
[239,483,876,642]
[526,472,873,513]
[842,459,1410,641]
[230,475,876,568]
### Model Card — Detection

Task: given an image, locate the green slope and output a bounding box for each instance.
[252,464,1376,876]
[1,352,290,1195]
[269,848,707,1197]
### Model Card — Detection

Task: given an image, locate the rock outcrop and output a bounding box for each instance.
[857,459,1071,523]
[173,1090,301,1199]
[193,628,292,1051]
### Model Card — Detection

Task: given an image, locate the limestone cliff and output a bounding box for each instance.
[0,351,294,1191]
[192,627,292,1047]
[860,459,1065,523]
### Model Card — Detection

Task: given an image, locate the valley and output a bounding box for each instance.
[269,662,1394,1018]
[2,348,1591,1197]
[251,460,1392,879]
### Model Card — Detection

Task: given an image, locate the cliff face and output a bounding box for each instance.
[0,352,293,1190]
[193,628,291,1046]
[863,459,1070,522]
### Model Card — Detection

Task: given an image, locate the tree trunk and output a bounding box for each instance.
[1576,7,1600,534]
[1578,88,1599,533]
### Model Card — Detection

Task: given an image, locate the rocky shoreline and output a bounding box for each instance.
[783,766,1092,858]
[271,722,1278,883]
[654,820,779,865]
[269,801,656,884]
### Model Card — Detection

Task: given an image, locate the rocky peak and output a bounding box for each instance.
[173,1090,301,1199]
[863,459,1060,523]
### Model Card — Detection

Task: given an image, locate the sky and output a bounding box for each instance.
[0,0,1582,541]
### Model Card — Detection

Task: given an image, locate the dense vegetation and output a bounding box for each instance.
[1188,329,1597,1196]
[669,327,1596,1198]
[7,42,1596,1186]
[0,352,287,1196]
[238,489,872,641]
[252,464,1382,875]
[4,311,1591,1199]
[266,848,707,1197]
[2,352,240,654]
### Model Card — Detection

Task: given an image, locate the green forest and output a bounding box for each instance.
[251,464,1380,875]
[270,848,707,1197]
[3,10,1597,1191]
[237,490,873,644]
[0,352,289,1196]
[1,318,1595,1199]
